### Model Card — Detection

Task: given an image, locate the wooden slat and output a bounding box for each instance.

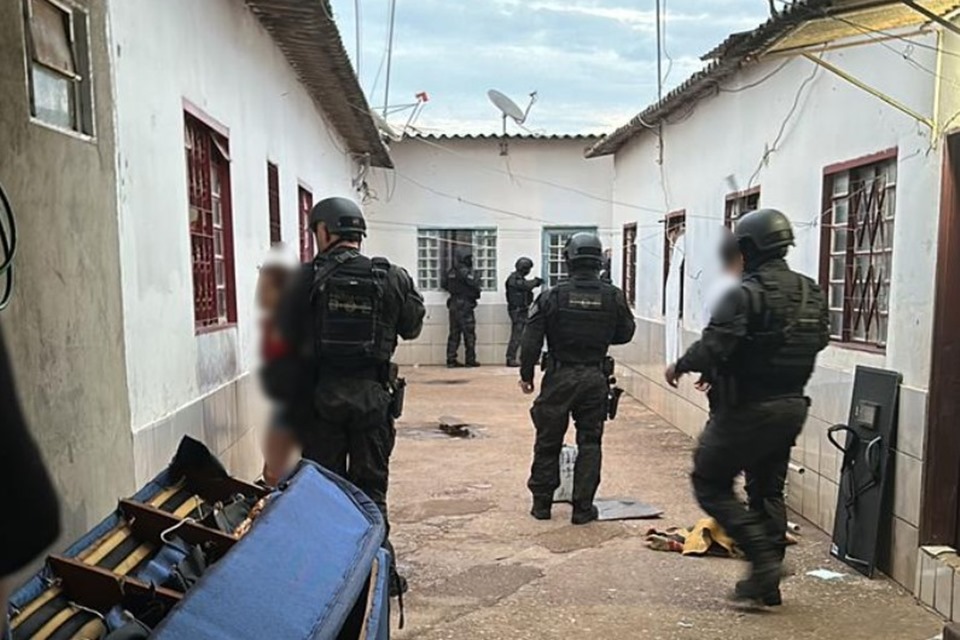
[48,555,182,614]
[30,607,78,640]
[9,586,62,630]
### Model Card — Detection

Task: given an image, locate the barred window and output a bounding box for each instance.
[417,228,498,291]
[725,187,760,229]
[542,227,597,287]
[622,223,637,307]
[298,186,314,262]
[185,112,236,331]
[822,153,896,349]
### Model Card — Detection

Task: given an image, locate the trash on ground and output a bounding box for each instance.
[807,568,847,580]
[438,415,479,438]
[595,498,663,521]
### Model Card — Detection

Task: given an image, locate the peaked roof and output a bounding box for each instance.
[245,0,393,168]
[586,0,960,158]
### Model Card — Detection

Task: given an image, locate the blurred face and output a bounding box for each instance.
[256,267,289,311]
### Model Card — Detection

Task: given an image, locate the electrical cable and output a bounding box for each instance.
[719,57,794,93]
[0,179,18,312]
[747,52,821,188]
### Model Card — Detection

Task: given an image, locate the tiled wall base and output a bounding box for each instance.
[615,315,929,595]
[918,547,960,620]
[394,303,514,366]
[132,373,269,486]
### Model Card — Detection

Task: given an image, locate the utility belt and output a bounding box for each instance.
[318,361,406,419]
[711,371,805,409]
[540,353,624,420]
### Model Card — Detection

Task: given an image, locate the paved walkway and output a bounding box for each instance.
[389,366,941,639]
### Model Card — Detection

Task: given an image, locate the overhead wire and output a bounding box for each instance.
[747,51,822,188]
[354,0,362,76]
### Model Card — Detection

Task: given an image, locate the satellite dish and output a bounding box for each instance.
[487,89,538,134]
[370,108,402,142]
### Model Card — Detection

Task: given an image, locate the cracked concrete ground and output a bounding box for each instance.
[389,366,941,639]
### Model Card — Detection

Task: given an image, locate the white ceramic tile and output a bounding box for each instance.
[936,562,955,617]
[898,385,928,461]
[889,516,920,591]
[818,477,838,535]
[920,549,939,607]
[953,570,960,621]
[803,419,822,475]
[802,471,820,522]
[892,451,923,527]
[786,467,803,513]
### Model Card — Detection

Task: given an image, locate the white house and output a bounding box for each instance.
[0,0,388,544]
[586,0,960,615]
[365,133,614,365]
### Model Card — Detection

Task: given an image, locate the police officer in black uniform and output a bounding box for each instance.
[665,209,828,604]
[520,233,635,524]
[267,196,425,594]
[505,257,543,367]
[445,247,481,368]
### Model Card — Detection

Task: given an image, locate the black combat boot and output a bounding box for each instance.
[465,361,481,368]
[530,496,552,520]
[506,359,521,367]
[571,503,599,525]
[732,525,782,603]
[447,360,464,368]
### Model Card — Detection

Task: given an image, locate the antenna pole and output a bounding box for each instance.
[502,114,507,136]
[383,0,397,116]
[354,0,362,76]
[655,0,663,101]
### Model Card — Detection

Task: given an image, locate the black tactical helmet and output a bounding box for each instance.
[308,197,367,237]
[563,233,603,267]
[734,208,794,253]
[515,257,534,273]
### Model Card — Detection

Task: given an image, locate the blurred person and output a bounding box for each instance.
[444,246,481,367]
[256,243,300,486]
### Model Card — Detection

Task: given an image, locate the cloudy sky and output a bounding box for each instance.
[328,0,772,135]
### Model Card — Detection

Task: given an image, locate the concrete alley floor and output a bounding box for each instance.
[388,366,942,640]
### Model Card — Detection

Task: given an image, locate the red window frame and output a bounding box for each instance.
[622,223,637,308]
[298,186,315,262]
[819,148,897,350]
[663,210,686,317]
[724,186,760,229]
[185,111,237,332]
[267,162,281,245]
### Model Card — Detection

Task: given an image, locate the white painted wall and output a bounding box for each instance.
[609,32,942,389]
[108,0,358,430]
[365,137,616,304]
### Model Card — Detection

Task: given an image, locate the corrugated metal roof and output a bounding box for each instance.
[409,133,603,141]
[586,0,960,158]
[244,0,393,168]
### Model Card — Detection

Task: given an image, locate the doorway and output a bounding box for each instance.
[922,131,960,547]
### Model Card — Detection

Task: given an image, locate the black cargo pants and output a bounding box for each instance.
[446,297,478,364]
[691,397,807,565]
[301,375,396,551]
[505,307,526,363]
[527,364,608,509]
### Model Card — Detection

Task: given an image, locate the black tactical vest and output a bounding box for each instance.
[311,251,396,366]
[547,279,619,364]
[735,268,826,396]
[506,273,532,310]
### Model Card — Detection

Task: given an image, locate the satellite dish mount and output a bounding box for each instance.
[487,89,538,136]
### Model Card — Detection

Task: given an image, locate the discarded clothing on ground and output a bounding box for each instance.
[645,518,742,557]
[645,517,798,558]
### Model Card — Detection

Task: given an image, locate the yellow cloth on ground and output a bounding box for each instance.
[680,517,741,557]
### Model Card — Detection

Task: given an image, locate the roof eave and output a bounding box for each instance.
[245,0,393,169]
